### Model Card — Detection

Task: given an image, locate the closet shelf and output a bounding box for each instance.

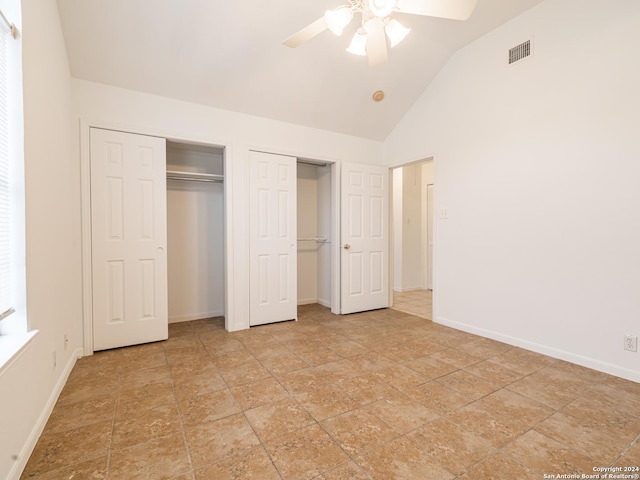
[297,237,329,243]
[166,170,224,183]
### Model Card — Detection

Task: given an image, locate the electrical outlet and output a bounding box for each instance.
[439,208,449,219]
[624,335,637,352]
[64,334,69,351]
[52,351,57,369]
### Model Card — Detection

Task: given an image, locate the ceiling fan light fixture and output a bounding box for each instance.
[324,7,353,36]
[367,0,395,18]
[385,18,410,47]
[346,30,367,56]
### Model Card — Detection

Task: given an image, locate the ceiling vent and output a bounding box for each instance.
[509,40,531,64]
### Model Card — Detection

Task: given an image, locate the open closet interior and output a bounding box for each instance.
[297,161,332,308]
[166,141,225,323]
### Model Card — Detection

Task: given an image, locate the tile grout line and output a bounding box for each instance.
[104,349,125,480]
[203,324,286,478]
[164,339,197,480]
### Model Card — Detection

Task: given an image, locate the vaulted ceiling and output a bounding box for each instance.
[56,0,544,140]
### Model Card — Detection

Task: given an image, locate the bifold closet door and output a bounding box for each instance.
[249,151,297,326]
[341,162,389,314]
[90,128,168,350]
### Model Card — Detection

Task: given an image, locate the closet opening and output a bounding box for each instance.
[166,141,225,325]
[296,159,335,312]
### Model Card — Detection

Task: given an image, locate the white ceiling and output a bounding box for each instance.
[56,0,544,141]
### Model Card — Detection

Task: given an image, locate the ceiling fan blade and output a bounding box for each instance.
[395,0,478,21]
[283,17,328,48]
[366,18,388,67]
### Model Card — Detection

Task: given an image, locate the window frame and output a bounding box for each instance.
[0,2,35,372]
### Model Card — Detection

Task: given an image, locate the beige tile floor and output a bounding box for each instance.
[21,305,640,479]
[392,289,432,319]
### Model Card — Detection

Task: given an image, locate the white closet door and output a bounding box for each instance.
[341,162,389,314]
[249,151,297,326]
[90,128,168,350]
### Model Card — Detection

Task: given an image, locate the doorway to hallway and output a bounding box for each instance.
[392,289,432,318]
[390,158,434,320]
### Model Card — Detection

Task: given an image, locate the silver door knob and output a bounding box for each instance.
[343,244,351,250]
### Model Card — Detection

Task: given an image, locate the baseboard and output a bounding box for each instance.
[298,298,332,308]
[8,347,82,480]
[169,310,223,324]
[393,286,424,293]
[435,316,640,383]
[317,298,331,308]
[297,298,318,306]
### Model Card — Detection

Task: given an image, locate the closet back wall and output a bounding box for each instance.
[167,144,224,322]
[297,164,319,304]
[297,163,332,306]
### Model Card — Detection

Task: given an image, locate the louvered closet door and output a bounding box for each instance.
[249,151,297,326]
[90,128,168,350]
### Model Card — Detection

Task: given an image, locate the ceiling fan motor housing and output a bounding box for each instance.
[367,0,396,17]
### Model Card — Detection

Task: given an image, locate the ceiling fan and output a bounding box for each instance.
[283,0,478,66]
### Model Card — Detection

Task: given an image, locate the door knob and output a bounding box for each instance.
[343,244,351,250]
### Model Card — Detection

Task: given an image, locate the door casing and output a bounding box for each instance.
[80,120,232,354]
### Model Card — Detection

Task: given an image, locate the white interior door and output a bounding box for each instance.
[249,151,297,326]
[426,183,434,290]
[341,162,389,314]
[90,128,168,350]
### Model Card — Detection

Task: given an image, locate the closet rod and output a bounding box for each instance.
[167,176,223,184]
[297,237,328,242]
[166,170,224,183]
[297,160,328,168]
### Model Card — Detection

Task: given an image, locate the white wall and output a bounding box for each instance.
[401,164,423,290]
[297,163,333,306]
[392,168,403,291]
[166,144,224,322]
[297,164,319,304]
[421,162,434,186]
[71,78,384,331]
[384,0,640,381]
[0,1,83,479]
[421,161,434,290]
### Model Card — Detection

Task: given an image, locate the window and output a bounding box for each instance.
[0,4,32,371]
[0,12,14,324]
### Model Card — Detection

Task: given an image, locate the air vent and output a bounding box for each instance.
[509,40,531,64]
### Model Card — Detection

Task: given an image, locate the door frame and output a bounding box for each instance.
[80,119,233,355]
[388,156,437,314]
[247,147,341,316]
[423,183,434,290]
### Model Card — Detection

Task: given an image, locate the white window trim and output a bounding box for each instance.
[0,1,29,371]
